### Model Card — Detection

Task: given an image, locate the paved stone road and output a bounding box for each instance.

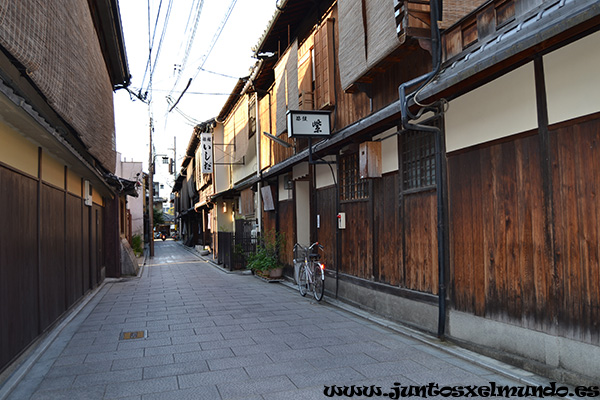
[4,240,559,400]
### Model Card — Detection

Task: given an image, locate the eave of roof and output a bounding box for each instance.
[88,0,131,89]
[419,0,600,101]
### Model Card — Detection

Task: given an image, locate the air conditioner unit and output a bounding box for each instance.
[84,180,93,206]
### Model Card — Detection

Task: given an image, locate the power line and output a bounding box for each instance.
[170,0,204,96]
[167,0,239,113]
[150,0,174,82]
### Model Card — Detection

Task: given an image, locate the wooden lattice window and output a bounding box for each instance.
[402,130,436,191]
[340,153,369,201]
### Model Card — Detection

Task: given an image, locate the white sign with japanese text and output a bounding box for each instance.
[286,110,331,138]
[200,132,213,174]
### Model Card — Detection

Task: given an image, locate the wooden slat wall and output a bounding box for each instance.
[0,168,38,370]
[449,134,551,323]
[40,184,66,330]
[551,118,600,343]
[278,200,295,267]
[315,186,336,269]
[66,194,84,307]
[316,171,438,293]
[373,173,401,286]
[339,201,372,279]
[447,121,600,340]
[0,164,105,373]
[403,190,438,294]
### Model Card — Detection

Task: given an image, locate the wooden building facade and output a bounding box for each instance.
[0,0,129,375]
[172,0,600,384]
[248,0,600,384]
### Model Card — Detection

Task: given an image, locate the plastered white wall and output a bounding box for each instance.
[373,127,398,174]
[445,62,538,152]
[315,156,337,188]
[544,30,600,125]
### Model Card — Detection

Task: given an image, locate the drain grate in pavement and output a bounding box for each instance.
[119,330,147,340]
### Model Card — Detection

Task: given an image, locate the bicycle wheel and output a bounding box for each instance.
[312,263,324,301]
[298,265,308,296]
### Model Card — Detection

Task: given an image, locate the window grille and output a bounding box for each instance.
[340,153,369,201]
[402,130,436,191]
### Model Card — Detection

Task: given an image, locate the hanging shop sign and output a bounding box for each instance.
[200,132,213,174]
[286,110,331,138]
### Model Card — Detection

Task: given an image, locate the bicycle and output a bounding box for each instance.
[293,242,325,301]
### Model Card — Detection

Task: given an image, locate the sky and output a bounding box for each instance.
[114,0,277,198]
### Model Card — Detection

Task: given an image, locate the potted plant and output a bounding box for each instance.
[246,231,285,279]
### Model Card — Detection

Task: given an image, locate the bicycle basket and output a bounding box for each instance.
[293,244,308,264]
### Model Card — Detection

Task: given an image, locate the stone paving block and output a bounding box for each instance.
[72,368,142,388]
[117,337,173,351]
[216,375,297,399]
[289,366,367,389]
[309,353,378,370]
[52,354,87,367]
[199,337,256,351]
[174,348,235,363]
[215,317,262,327]
[267,347,326,363]
[262,386,330,400]
[244,359,317,380]
[67,336,95,347]
[353,359,432,379]
[287,335,345,350]
[325,341,391,356]
[229,341,291,357]
[170,332,223,345]
[254,332,307,346]
[220,328,269,340]
[35,376,75,392]
[207,353,273,371]
[29,384,106,400]
[84,348,144,363]
[361,346,421,363]
[103,376,178,398]
[124,315,169,325]
[46,360,113,378]
[142,359,209,379]
[240,320,291,331]
[111,354,175,371]
[141,385,220,400]
[143,342,201,356]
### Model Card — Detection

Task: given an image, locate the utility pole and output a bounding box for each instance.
[147,1,155,258]
[148,117,154,257]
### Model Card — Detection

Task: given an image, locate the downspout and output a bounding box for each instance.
[255,90,262,234]
[398,0,448,338]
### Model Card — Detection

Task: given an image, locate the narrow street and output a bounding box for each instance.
[6,241,558,400]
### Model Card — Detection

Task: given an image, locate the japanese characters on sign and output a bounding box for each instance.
[200,132,213,174]
[286,110,331,138]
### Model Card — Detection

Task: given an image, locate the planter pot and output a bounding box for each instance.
[268,267,283,279]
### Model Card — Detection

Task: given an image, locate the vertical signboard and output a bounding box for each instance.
[200,132,213,174]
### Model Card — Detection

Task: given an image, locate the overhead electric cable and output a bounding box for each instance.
[150,0,174,78]
[170,0,204,96]
[167,0,238,112]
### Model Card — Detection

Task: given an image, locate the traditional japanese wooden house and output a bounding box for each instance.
[245,0,600,384]
[0,0,129,374]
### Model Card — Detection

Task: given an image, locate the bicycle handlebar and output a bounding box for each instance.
[309,242,324,251]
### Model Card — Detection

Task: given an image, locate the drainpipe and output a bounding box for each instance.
[398,0,448,338]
